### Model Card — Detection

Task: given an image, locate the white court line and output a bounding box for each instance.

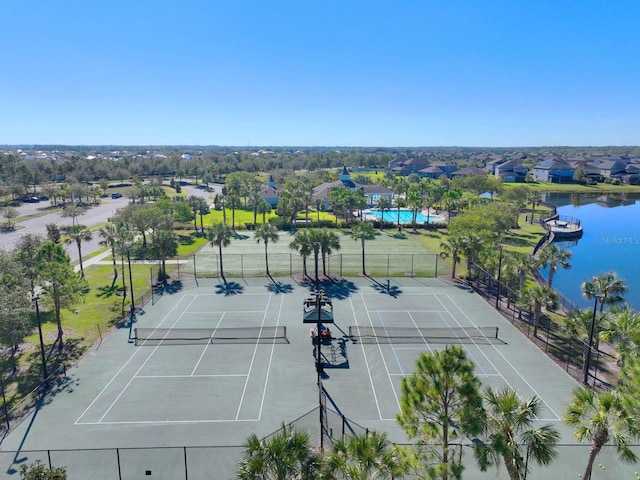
[187,310,265,314]
[361,294,401,413]
[407,312,433,353]
[349,296,383,420]
[75,295,192,424]
[235,294,273,420]
[97,295,199,423]
[256,295,285,421]
[79,418,261,425]
[441,293,562,421]
[136,374,247,378]
[190,313,225,376]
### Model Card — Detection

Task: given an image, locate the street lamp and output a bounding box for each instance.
[32,296,48,382]
[313,242,321,290]
[126,242,135,316]
[495,245,504,309]
[583,295,601,385]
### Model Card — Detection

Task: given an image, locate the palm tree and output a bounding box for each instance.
[255,223,279,276]
[506,252,540,291]
[376,196,392,231]
[98,224,119,283]
[538,244,572,288]
[227,195,242,231]
[207,223,233,282]
[564,387,639,480]
[460,234,485,283]
[599,305,640,367]
[290,230,313,278]
[323,431,409,479]
[581,272,627,312]
[312,228,341,277]
[63,224,93,277]
[474,386,560,480]
[236,424,321,480]
[518,284,558,338]
[439,235,465,279]
[351,221,375,275]
[151,228,178,283]
[564,308,608,378]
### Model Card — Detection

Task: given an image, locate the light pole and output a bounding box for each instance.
[126,243,135,316]
[32,296,48,382]
[583,295,600,385]
[313,242,320,290]
[495,245,503,309]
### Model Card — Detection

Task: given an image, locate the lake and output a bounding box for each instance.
[541,192,640,310]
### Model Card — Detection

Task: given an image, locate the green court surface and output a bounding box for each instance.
[0,277,634,479]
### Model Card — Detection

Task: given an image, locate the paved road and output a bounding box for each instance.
[1,184,219,262]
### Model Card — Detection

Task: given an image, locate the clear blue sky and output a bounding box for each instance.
[2,1,639,147]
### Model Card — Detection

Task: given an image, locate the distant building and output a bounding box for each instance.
[312,166,393,209]
[257,175,280,206]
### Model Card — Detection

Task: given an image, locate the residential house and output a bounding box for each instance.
[257,175,279,206]
[531,159,575,183]
[312,166,393,209]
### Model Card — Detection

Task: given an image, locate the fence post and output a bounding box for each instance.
[150,267,154,305]
[193,254,197,279]
[435,254,438,277]
[411,254,414,277]
[116,448,122,480]
[184,446,189,480]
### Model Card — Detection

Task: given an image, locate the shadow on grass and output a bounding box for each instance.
[96,283,124,298]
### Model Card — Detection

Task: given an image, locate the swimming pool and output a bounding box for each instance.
[368,209,438,224]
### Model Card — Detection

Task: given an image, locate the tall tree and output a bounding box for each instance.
[14,233,45,295]
[539,244,572,288]
[236,424,321,480]
[311,228,341,277]
[564,387,639,480]
[564,307,608,379]
[207,223,233,282]
[98,224,120,282]
[351,221,375,276]
[151,228,178,283]
[0,250,32,372]
[289,230,313,278]
[255,223,279,276]
[35,241,87,348]
[63,224,93,277]
[376,196,392,231]
[518,284,558,338]
[599,305,640,367]
[439,235,465,279]
[474,387,560,480]
[323,431,409,479]
[581,272,627,312]
[397,346,484,480]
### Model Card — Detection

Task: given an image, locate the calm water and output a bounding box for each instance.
[542,193,640,310]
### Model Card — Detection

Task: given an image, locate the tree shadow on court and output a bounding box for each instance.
[215,281,244,296]
[266,276,294,294]
[154,280,184,295]
[366,274,403,298]
[316,278,358,300]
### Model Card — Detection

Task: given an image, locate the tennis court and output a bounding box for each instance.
[0,277,606,479]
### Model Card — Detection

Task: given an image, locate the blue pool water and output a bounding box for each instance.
[370,209,437,224]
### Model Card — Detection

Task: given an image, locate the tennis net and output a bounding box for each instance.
[134,326,288,346]
[347,326,500,344]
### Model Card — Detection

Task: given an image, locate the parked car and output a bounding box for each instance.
[21,196,40,203]
[111,192,123,199]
